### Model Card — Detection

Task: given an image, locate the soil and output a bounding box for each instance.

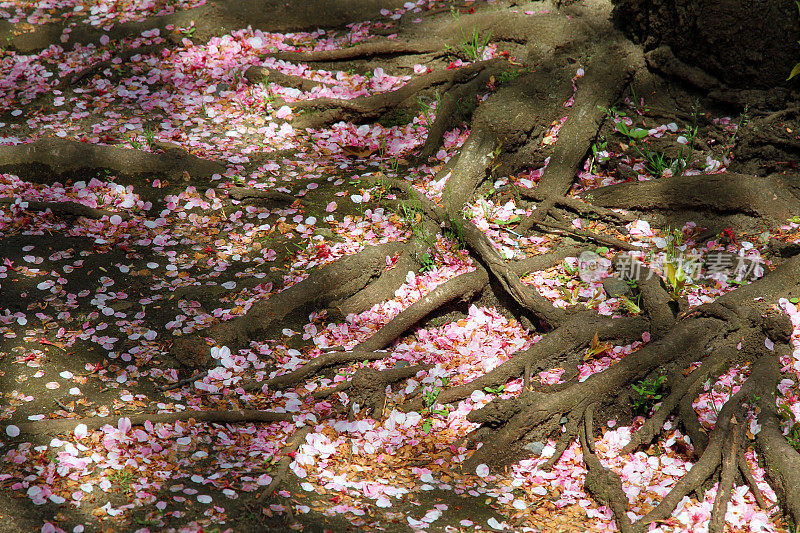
[2,0,800,532]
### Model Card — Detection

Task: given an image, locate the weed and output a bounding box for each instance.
[179,24,196,38]
[636,146,671,177]
[589,138,609,173]
[109,469,137,491]
[660,227,694,299]
[483,384,505,395]
[127,136,144,150]
[614,121,648,143]
[497,68,528,85]
[598,104,626,119]
[446,7,492,61]
[779,402,800,449]
[631,375,667,414]
[418,91,442,117]
[142,127,157,149]
[618,294,642,315]
[444,216,467,248]
[722,104,750,163]
[419,252,436,272]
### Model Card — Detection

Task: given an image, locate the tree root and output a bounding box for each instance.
[258,426,314,502]
[414,67,502,163]
[539,415,579,471]
[58,44,166,89]
[708,420,740,533]
[621,345,731,454]
[515,188,635,224]
[755,356,800,528]
[611,253,677,339]
[634,356,770,531]
[225,185,300,204]
[266,38,444,63]
[0,138,224,183]
[13,409,292,438]
[534,41,638,199]
[580,404,634,533]
[315,364,430,419]
[406,313,648,412]
[170,241,406,368]
[244,267,488,393]
[461,318,715,472]
[157,371,209,392]
[579,172,799,225]
[244,65,333,92]
[532,218,636,251]
[291,60,506,129]
[0,198,131,221]
[243,350,385,392]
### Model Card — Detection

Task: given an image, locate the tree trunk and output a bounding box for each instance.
[613,0,800,89]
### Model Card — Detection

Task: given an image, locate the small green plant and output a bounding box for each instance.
[445,216,467,248]
[636,146,671,177]
[179,24,196,38]
[109,469,137,492]
[618,294,642,315]
[127,136,144,150]
[419,252,436,272]
[422,378,451,434]
[483,384,505,395]
[418,91,442,118]
[614,121,649,143]
[423,379,448,409]
[590,138,609,173]
[497,68,528,85]
[598,104,625,118]
[446,7,492,61]
[671,123,698,176]
[631,375,667,414]
[778,402,800,450]
[142,127,157,149]
[660,227,694,299]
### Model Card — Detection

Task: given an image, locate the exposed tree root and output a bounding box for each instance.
[258,426,314,501]
[171,241,406,368]
[13,409,292,438]
[243,350,384,392]
[0,198,131,221]
[244,65,334,92]
[621,345,730,454]
[756,356,800,528]
[533,217,636,251]
[536,42,638,199]
[266,38,444,63]
[58,44,166,89]
[515,188,635,224]
[634,356,770,531]
[579,172,800,225]
[708,420,740,533]
[0,138,224,183]
[316,364,430,419]
[225,185,300,204]
[462,318,716,472]
[406,313,648,412]
[414,67,502,162]
[291,60,507,129]
[580,404,634,533]
[243,268,487,393]
[611,254,676,339]
[157,371,209,392]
